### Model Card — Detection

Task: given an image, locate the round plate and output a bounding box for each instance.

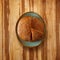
[15,12,46,47]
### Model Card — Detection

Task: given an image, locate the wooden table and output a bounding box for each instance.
[0,0,60,60]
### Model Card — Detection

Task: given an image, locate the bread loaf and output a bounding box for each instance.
[17,16,44,41]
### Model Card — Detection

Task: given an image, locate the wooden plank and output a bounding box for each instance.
[34,0,42,60]
[46,0,56,60]
[9,0,23,60]
[36,0,44,59]
[2,0,10,60]
[59,23,60,59]
[34,0,47,60]
[56,23,60,60]
[19,0,30,60]
[0,0,2,60]
[56,0,60,59]
[23,0,30,60]
[19,0,27,60]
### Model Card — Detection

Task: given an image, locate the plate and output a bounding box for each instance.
[15,12,46,47]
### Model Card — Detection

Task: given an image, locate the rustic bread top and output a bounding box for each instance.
[17,16,44,41]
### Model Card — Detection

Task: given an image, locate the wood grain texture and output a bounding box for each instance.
[23,0,30,60]
[2,0,9,60]
[0,0,3,60]
[56,0,60,60]
[9,0,23,60]
[33,0,46,60]
[46,0,56,60]
[57,24,60,60]
[4,0,9,60]
[0,0,60,60]
[58,23,60,60]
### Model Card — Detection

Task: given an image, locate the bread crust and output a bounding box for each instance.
[17,16,44,41]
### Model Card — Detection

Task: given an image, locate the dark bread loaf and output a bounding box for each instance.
[17,16,44,41]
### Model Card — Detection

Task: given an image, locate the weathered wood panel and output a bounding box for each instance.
[0,0,60,60]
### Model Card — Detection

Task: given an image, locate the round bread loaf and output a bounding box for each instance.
[17,16,44,41]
